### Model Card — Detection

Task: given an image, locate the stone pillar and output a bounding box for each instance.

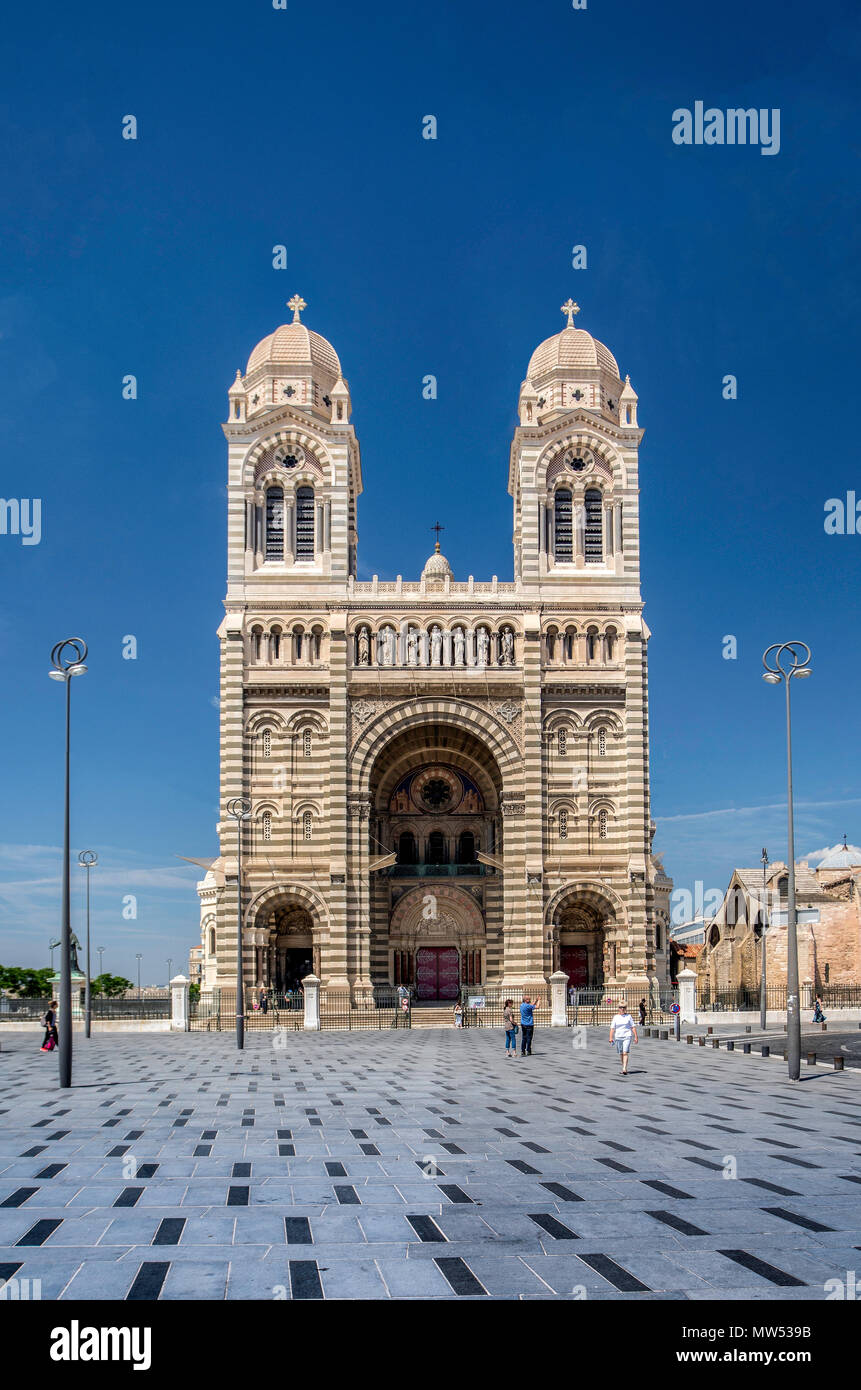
[801,978,813,1009]
[303,974,321,1031]
[326,628,350,988]
[550,970,568,1027]
[170,974,190,1032]
[678,967,697,1024]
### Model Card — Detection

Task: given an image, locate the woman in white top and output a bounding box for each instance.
[609,1003,638,1075]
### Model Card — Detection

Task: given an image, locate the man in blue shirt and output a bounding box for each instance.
[519,997,535,1056]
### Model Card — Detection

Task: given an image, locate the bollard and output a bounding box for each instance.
[742,1042,751,1054]
[698,1036,706,1046]
[745,1025,752,1034]
[659,1030,668,1040]
[806,1053,816,1065]
[707,1026,713,1035]
[761,1045,770,1057]
[686,1035,693,1045]
[726,1040,734,1051]
[834,1057,844,1071]
[712,1038,720,1048]
[821,1023,827,1032]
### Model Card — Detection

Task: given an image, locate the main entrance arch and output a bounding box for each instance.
[546,883,625,988]
[389,883,485,1000]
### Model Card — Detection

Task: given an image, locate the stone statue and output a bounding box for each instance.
[430,625,442,666]
[357,626,370,665]
[453,627,465,665]
[476,627,489,665]
[380,627,395,666]
[501,628,514,664]
[406,628,418,665]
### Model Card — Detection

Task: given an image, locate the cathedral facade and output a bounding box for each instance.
[197,296,671,1001]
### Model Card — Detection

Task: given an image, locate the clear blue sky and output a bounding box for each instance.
[1,0,858,981]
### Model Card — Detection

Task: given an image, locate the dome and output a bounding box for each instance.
[421,542,453,580]
[816,840,861,870]
[527,326,619,381]
[245,296,341,378]
[527,300,620,381]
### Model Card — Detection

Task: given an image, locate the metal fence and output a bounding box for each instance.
[567,987,677,1026]
[696,983,861,1012]
[459,986,550,1030]
[189,988,410,1031]
[0,995,170,1021]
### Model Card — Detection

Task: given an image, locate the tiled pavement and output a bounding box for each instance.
[0,1027,860,1300]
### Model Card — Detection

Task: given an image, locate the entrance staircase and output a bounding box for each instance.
[408,1002,459,1029]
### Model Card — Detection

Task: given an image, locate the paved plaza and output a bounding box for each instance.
[1,1027,860,1301]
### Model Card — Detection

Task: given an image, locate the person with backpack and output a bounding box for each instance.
[40,1001,58,1052]
[502,999,517,1056]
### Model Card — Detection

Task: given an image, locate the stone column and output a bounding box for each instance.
[801,978,813,1009]
[550,970,568,1027]
[170,974,190,1032]
[678,967,697,1024]
[303,974,321,1031]
[442,628,452,667]
[326,629,350,988]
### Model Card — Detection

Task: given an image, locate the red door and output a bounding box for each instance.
[560,946,588,988]
[415,947,460,1000]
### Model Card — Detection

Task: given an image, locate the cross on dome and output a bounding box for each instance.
[430,520,445,551]
[287,294,307,323]
[561,299,581,328]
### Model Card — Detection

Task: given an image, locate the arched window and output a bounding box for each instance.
[262,811,272,843]
[262,729,271,759]
[302,810,312,841]
[303,728,311,758]
[270,628,281,661]
[554,489,573,561]
[655,921,662,951]
[557,730,567,756]
[265,486,284,560]
[457,831,475,864]
[294,629,303,661]
[558,808,568,840]
[295,487,315,559]
[398,832,417,865]
[777,875,788,899]
[597,728,606,757]
[209,927,215,955]
[584,489,603,563]
[252,628,262,661]
[586,629,598,662]
[598,809,608,840]
[605,628,617,661]
[427,831,446,865]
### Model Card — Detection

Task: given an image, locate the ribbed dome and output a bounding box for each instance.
[246,321,341,378]
[422,543,453,579]
[527,325,619,381]
[817,842,861,870]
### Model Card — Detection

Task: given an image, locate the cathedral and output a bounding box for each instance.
[196,296,672,1002]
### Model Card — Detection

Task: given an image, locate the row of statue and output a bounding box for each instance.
[356,625,516,668]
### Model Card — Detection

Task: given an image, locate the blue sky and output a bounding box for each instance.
[0,0,859,981]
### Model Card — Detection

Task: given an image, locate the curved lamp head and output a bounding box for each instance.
[49,638,88,682]
[226,797,252,822]
[78,850,98,869]
[762,640,812,684]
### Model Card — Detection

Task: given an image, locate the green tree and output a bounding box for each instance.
[0,965,55,997]
[91,973,133,998]
[189,982,200,1002]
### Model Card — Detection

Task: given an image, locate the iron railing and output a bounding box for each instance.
[566,987,676,1026]
[459,986,551,1029]
[189,987,410,1031]
[320,989,411,1030]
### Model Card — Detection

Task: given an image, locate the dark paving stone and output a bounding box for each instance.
[435,1257,487,1296]
[289,1260,323,1300]
[127,1262,170,1300]
[529,1212,578,1240]
[152,1219,185,1246]
[645,1208,708,1236]
[577,1253,650,1292]
[761,1206,835,1233]
[718,1249,806,1287]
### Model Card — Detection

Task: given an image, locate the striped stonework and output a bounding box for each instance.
[200,305,671,1001]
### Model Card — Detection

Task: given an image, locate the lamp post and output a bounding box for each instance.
[49,939,57,973]
[49,638,88,1089]
[166,958,173,988]
[136,954,143,999]
[97,946,105,979]
[762,641,812,1082]
[77,851,98,1038]
[760,847,769,1032]
[227,797,252,1050]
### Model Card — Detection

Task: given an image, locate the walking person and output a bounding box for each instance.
[258,985,268,1014]
[453,1000,463,1028]
[812,995,826,1023]
[609,1002,638,1075]
[519,996,536,1056]
[638,998,647,1028]
[40,1000,59,1052]
[503,999,517,1057]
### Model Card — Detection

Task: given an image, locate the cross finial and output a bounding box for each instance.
[843,832,849,850]
[561,299,580,328]
[431,521,445,552]
[287,294,307,323]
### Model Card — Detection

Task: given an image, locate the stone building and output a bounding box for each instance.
[197,296,672,1001]
[696,840,861,995]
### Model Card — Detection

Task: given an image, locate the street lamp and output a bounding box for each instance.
[760,847,769,1032]
[97,946,105,978]
[136,953,143,999]
[49,638,88,1089]
[762,641,812,1082]
[77,851,98,1039]
[166,958,173,988]
[227,797,252,1050]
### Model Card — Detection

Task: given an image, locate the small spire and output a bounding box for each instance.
[560,299,580,328]
[287,294,307,323]
[843,832,849,850]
